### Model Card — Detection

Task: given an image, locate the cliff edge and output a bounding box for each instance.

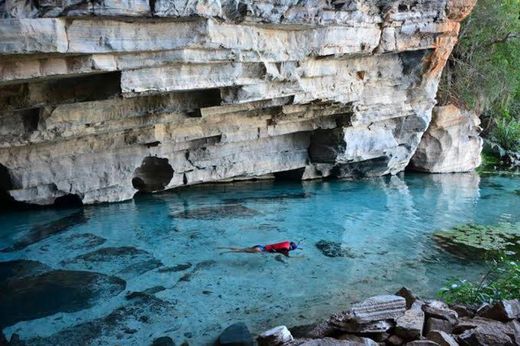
[0,0,476,205]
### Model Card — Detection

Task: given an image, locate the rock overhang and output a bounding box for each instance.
[0,0,476,206]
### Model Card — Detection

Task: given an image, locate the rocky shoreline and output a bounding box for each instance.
[216,288,520,346]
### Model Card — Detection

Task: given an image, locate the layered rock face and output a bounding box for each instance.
[410,104,483,173]
[0,0,475,206]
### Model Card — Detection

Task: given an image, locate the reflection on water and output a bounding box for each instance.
[0,172,519,345]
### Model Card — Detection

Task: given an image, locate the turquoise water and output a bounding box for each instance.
[1,172,519,345]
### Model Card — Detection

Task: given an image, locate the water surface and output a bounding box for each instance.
[1,172,519,345]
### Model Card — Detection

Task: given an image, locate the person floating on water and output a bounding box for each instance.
[219,241,301,257]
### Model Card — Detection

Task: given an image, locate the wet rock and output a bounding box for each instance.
[396,287,419,310]
[478,300,520,321]
[158,263,192,273]
[62,246,163,278]
[453,317,514,346]
[423,301,458,325]
[218,322,253,346]
[171,204,259,220]
[315,240,355,258]
[257,325,293,346]
[151,336,175,346]
[395,302,425,340]
[432,223,520,260]
[24,294,177,345]
[1,211,88,252]
[426,330,458,346]
[424,318,453,334]
[0,259,50,282]
[0,269,125,327]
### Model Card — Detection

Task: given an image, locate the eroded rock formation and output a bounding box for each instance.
[0,0,476,206]
[409,104,482,173]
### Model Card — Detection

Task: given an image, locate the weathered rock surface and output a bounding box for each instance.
[478,300,520,322]
[258,325,294,346]
[263,291,518,346]
[396,302,425,340]
[0,0,475,206]
[426,330,458,346]
[409,104,482,173]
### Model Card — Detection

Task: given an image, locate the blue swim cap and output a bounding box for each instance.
[290,242,298,250]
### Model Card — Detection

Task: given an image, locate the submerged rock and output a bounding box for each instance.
[63,233,106,251]
[0,269,125,327]
[433,223,520,259]
[151,336,175,346]
[315,240,355,258]
[218,322,253,346]
[171,204,259,220]
[62,246,162,278]
[22,294,177,346]
[158,263,192,273]
[0,259,50,282]
[1,210,88,252]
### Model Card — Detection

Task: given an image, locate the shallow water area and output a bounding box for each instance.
[1,172,519,345]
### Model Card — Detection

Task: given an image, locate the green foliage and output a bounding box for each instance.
[439,0,520,118]
[491,116,520,151]
[438,256,520,305]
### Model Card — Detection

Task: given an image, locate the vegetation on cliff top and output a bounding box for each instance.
[439,0,520,150]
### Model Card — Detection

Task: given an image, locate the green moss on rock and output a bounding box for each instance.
[433,223,520,259]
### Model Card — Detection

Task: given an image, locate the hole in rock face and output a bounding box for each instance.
[0,164,17,210]
[21,108,40,133]
[54,194,83,209]
[132,157,174,193]
[274,168,305,181]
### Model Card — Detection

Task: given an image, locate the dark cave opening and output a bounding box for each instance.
[132,157,174,193]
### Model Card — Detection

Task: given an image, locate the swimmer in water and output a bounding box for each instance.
[219,241,300,257]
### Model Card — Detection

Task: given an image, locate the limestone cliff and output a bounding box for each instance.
[0,0,476,206]
[410,104,482,173]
